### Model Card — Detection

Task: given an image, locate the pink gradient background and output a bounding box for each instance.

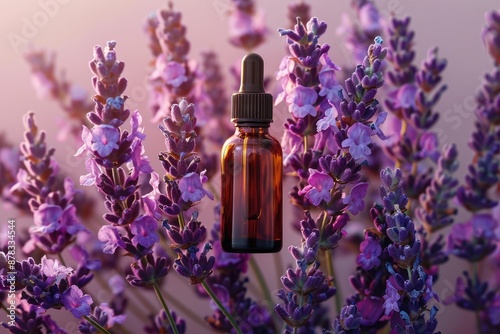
[1,0,498,333]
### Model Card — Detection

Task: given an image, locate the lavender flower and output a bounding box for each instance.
[345,169,439,332]
[275,212,336,332]
[126,253,170,288]
[62,285,93,319]
[145,310,186,334]
[447,213,499,262]
[204,209,273,333]
[11,112,85,254]
[457,11,500,213]
[78,303,126,333]
[482,10,500,65]
[337,0,384,66]
[77,41,161,266]
[329,304,362,333]
[147,2,201,122]
[287,1,311,29]
[228,0,267,50]
[447,272,500,333]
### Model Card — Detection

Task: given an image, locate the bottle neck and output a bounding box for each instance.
[234,124,270,135]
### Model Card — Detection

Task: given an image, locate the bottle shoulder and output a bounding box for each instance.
[222,132,282,154]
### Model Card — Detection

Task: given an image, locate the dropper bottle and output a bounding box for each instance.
[220,53,283,253]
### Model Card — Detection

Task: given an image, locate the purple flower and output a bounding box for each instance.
[91,125,120,157]
[356,236,382,270]
[178,171,214,203]
[316,105,339,132]
[299,169,334,206]
[98,225,125,254]
[152,58,188,88]
[359,2,382,36]
[388,83,417,110]
[281,128,303,165]
[417,132,439,161]
[126,253,170,287]
[62,286,93,319]
[447,213,499,261]
[173,243,215,285]
[341,123,372,160]
[40,255,73,285]
[318,68,341,103]
[128,139,153,178]
[482,10,500,64]
[130,215,159,249]
[371,111,389,140]
[127,109,146,141]
[79,158,101,186]
[383,280,400,316]
[32,204,64,234]
[32,204,83,235]
[98,303,127,328]
[343,182,368,215]
[286,86,318,118]
[228,5,267,50]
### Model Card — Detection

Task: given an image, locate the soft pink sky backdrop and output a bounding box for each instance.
[1,0,498,332]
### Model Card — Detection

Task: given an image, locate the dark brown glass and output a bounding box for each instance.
[221,126,282,253]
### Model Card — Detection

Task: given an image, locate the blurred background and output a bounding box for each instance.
[0,0,498,333]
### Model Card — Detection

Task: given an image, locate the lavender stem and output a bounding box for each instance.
[177,213,186,230]
[249,255,278,329]
[201,280,243,334]
[83,315,112,334]
[472,262,482,334]
[153,283,180,334]
[57,253,67,267]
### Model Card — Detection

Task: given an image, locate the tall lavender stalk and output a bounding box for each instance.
[340,169,440,333]
[277,15,387,316]
[158,98,242,334]
[1,113,119,333]
[448,10,500,334]
[74,41,179,332]
[384,16,457,282]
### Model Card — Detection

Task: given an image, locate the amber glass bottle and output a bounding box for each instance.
[220,53,282,253]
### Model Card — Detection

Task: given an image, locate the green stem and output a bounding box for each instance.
[249,256,273,306]
[93,270,151,325]
[472,262,482,334]
[57,253,67,267]
[162,285,208,328]
[177,212,186,230]
[249,256,279,331]
[303,135,309,154]
[83,315,112,334]
[395,119,407,169]
[202,281,243,334]
[323,249,342,314]
[153,283,179,334]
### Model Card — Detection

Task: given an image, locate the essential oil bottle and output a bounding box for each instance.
[220,53,283,253]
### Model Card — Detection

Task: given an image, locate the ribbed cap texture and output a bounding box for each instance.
[231,53,273,124]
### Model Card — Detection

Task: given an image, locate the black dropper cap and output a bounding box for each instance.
[231,53,273,125]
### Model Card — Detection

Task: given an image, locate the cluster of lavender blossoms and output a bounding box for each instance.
[274,13,390,331]
[343,168,439,333]
[228,0,267,51]
[1,112,127,333]
[446,10,500,333]
[74,40,170,331]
